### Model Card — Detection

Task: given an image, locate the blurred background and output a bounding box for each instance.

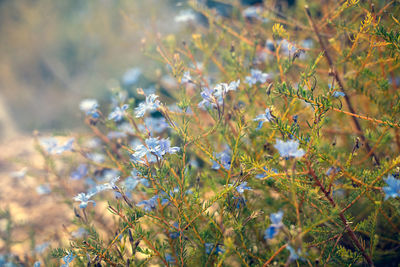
[0,0,188,140]
[0,0,195,256]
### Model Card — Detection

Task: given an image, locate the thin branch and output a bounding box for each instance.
[304,5,380,166]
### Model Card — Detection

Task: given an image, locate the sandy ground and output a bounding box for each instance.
[0,135,73,257]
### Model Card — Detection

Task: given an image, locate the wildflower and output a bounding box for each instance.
[264,211,284,239]
[86,153,105,163]
[181,71,192,84]
[286,245,302,261]
[134,94,160,118]
[292,115,298,124]
[198,87,217,109]
[169,222,182,239]
[198,80,240,109]
[108,104,129,122]
[122,67,141,86]
[205,243,225,255]
[10,167,27,179]
[332,91,345,98]
[61,252,76,267]
[40,138,74,155]
[159,138,180,155]
[124,170,148,191]
[213,80,240,99]
[73,192,96,209]
[253,108,273,130]
[274,139,305,159]
[70,164,88,180]
[245,69,269,86]
[175,9,196,23]
[232,196,247,209]
[140,117,169,134]
[212,148,231,170]
[137,195,159,211]
[95,176,120,192]
[79,99,99,118]
[383,174,400,200]
[131,137,179,164]
[255,167,278,179]
[36,184,51,195]
[236,182,252,194]
[165,253,176,264]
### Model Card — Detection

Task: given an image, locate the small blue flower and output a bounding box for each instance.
[286,245,301,261]
[332,91,345,98]
[108,104,129,122]
[159,138,180,155]
[245,69,269,86]
[383,174,400,200]
[130,137,179,164]
[213,80,240,99]
[232,196,247,209]
[198,87,217,109]
[205,243,225,255]
[264,225,279,240]
[169,222,182,239]
[70,164,88,180]
[264,211,284,240]
[137,195,159,212]
[36,184,51,195]
[73,192,96,209]
[79,99,99,118]
[165,253,176,264]
[134,94,160,118]
[10,167,27,179]
[236,182,252,194]
[254,108,273,130]
[274,139,305,159]
[256,167,278,179]
[181,71,192,84]
[292,115,298,124]
[175,9,196,23]
[40,138,74,155]
[34,261,41,267]
[122,67,141,86]
[140,117,169,134]
[124,170,148,191]
[95,176,120,193]
[61,252,75,267]
[198,80,240,109]
[86,153,105,163]
[212,148,231,170]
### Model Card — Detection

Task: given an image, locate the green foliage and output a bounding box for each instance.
[6,0,400,266]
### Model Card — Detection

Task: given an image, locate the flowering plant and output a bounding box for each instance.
[4,1,400,266]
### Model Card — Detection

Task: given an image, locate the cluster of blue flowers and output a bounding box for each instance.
[73,176,120,208]
[40,137,74,155]
[198,80,240,109]
[274,139,305,159]
[130,137,180,164]
[245,69,269,86]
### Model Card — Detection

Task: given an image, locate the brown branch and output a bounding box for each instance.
[307,161,374,266]
[304,5,380,166]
